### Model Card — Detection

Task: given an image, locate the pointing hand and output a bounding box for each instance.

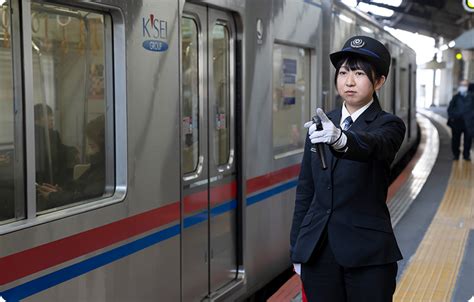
[309,108,343,145]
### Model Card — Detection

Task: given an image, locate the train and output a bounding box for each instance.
[0,0,417,301]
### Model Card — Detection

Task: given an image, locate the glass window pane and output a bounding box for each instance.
[0,2,18,224]
[212,24,230,166]
[400,67,408,112]
[182,17,199,174]
[31,3,111,212]
[272,44,310,156]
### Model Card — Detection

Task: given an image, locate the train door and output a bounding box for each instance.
[181,4,238,301]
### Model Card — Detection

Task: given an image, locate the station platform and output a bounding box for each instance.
[269,108,474,302]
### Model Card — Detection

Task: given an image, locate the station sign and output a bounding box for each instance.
[463,0,474,12]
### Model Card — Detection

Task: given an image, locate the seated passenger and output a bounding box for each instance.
[37,115,105,210]
[34,104,78,185]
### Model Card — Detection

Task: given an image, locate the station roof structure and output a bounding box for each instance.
[354,0,474,45]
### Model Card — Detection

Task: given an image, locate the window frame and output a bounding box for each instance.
[181,12,205,182]
[0,0,126,235]
[0,0,26,226]
[181,15,202,177]
[209,18,236,173]
[271,41,312,159]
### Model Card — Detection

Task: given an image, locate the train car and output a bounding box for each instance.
[0,0,417,301]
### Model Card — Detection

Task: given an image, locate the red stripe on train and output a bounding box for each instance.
[183,181,238,214]
[0,202,179,286]
[0,164,300,286]
[247,165,300,194]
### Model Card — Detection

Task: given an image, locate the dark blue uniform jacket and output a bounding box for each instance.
[447,92,472,130]
[290,101,406,267]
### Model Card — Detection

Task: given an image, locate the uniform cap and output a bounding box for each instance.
[330,36,391,77]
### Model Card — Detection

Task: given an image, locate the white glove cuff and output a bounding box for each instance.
[331,132,347,150]
[293,263,301,276]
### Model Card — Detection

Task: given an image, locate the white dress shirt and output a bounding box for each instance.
[340,99,374,129]
[333,99,374,151]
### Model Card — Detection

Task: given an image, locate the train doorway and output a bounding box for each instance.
[180,4,238,301]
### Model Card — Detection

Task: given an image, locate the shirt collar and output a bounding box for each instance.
[340,99,374,128]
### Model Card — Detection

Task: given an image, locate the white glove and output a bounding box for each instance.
[304,121,317,136]
[309,108,347,150]
[293,263,301,276]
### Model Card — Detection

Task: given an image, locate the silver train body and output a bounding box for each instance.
[0,0,416,301]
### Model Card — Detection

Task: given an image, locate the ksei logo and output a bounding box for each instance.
[142,14,169,52]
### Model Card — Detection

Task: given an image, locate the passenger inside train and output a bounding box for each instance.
[36,115,106,211]
[34,103,78,186]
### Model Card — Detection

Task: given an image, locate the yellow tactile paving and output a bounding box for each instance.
[394,160,474,302]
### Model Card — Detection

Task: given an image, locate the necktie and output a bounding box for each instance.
[342,116,353,130]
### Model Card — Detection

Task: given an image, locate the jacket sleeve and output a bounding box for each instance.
[290,134,314,258]
[464,100,474,137]
[331,114,406,163]
[447,96,457,118]
[46,168,105,209]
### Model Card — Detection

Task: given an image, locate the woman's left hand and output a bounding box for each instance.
[37,183,61,199]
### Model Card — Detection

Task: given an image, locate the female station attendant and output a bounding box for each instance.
[290,36,406,301]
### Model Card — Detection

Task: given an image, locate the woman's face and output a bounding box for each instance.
[86,139,100,156]
[35,113,54,129]
[336,64,385,111]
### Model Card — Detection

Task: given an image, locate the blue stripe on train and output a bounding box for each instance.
[182,199,238,228]
[303,0,323,8]
[0,225,181,301]
[247,180,298,206]
[0,179,297,301]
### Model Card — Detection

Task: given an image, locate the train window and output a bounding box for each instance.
[212,24,230,166]
[272,43,310,157]
[399,67,408,113]
[182,17,200,174]
[31,2,113,212]
[0,1,19,224]
[391,58,397,114]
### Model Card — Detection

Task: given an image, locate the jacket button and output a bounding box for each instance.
[326,209,331,214]
[327,186,331,190]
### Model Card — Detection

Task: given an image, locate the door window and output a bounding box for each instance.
[182,17,200,174]
[211,24,230,166]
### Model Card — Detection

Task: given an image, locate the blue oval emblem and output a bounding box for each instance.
[143,40,168,52]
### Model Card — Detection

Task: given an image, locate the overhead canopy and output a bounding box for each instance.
[419,60,446,69]
[453,28,474,49]
[353,0,473,41]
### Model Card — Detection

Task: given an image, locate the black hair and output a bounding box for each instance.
[34,103,53,120]
[86,115,105,148]
[334,55,384,103]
